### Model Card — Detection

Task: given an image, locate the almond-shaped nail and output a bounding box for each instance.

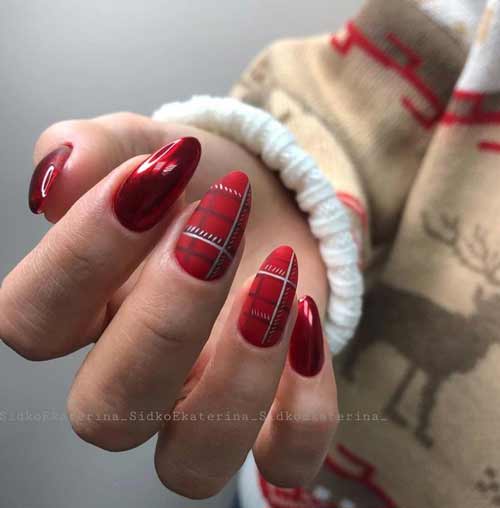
[29,145,72,214]
[238,246,298,347]
[175,171,251,280]
[289,296,325,377]
[113,137,201,232]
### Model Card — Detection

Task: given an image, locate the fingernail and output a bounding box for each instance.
[29,145,72,214]
[238,246,298,347]
[289,296,324,377]
[113,137,201,232]
[175,171,252,280]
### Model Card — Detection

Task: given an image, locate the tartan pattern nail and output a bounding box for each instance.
[239,246,298,347]
[175,171,251,280]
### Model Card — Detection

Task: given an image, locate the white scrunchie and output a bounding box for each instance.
[153,96,363,354]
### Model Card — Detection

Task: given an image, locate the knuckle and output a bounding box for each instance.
[0,302,58,361]
[206,366,271,412]
[0,257,101,362]
[283,409,337,438]
[70,419,126,452]
[155,457,227,499]
[260,465,317,489]
[280,392,339,438]
[139,313,181,347]
[135,299,193,349]
[107,111,146,126]
[8,342,56,362]
[67,395,137,452]
[35,120,89,158]
[253,406,337,488]
[256,439,326,487]
[1,337,54,362]
[45,231,96,288]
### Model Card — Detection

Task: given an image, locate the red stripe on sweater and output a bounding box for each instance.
[478,141,500,152]
[442,90,500,125]
[331,22,444,129]
[336,192,368,230]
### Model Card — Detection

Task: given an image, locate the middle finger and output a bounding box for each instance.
[67,171,252,451]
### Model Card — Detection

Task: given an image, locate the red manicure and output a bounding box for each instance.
[29,145,72,214]
[175,171,251,280]
[289,296,325,377]
[239,246,298,347]
[113,137,201,232]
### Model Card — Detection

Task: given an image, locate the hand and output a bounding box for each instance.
[0,112,337,497]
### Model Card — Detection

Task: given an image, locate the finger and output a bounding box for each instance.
[30,112,198,220]
[66,172,252,452]
[154,246,299,499]
[0,138,201,360]
[30,112,262,224]
[30,113,155,220]
[254,296,338,488]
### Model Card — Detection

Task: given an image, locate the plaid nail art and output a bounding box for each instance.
[175,171,251,280]
[239,246,298,347]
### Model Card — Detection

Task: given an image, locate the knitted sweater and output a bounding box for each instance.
[233,0,500,506]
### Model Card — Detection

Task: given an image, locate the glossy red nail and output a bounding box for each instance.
[29,145,72,214]
[175,171,251,280]
[239,246,298,347]
[289,296,325,377]
[113,137,201,232]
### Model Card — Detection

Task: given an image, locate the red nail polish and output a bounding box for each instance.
[289,296,325,377]
[113,137,201,232]
[239,246,298,347]
[29,145,72,214]
[175,171,251,280]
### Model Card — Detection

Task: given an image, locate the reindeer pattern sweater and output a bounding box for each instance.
[227,0,500,506]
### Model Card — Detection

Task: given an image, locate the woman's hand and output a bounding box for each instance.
[0,113,337,497]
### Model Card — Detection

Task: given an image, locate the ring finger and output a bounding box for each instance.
[154,246,299,498]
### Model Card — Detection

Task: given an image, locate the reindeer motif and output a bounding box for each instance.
[342,212,500,448]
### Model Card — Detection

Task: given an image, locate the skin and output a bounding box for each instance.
[0,113,337,498]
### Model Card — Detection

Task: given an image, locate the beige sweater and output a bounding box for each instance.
[233,0,500,506]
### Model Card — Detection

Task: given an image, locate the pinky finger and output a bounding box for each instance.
[253,296,338,488]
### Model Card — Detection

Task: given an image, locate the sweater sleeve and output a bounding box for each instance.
[231,37,371,268]
[153,0,466,352]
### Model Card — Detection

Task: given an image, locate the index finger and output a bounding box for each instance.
[0,138,200,360]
